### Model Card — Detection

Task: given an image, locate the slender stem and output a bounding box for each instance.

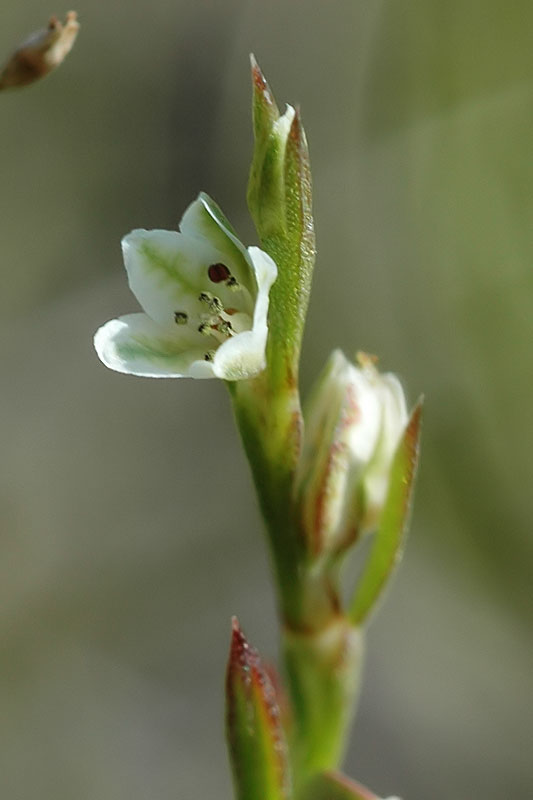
[229,376,365,791]
[283,617,364,794]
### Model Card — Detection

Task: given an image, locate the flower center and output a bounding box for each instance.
[172,262,253,361]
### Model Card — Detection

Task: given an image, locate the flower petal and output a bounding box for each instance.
[212,246,277,380]
[361,371,408,518]
[213,329,264,380]
[94,313,215,378]
[180,194,256,293]
[122,229,236,329]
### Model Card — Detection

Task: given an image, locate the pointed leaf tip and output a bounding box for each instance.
[226,620,291,800]
[286,103,313,218]
[250,53,265,90]
[289,105,303,142]
[250,54,278,113]
[228,616,260,674]
[227,619,277,716]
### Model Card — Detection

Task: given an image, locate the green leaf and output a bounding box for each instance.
[247,56,316,384]
[301,771,380,800]
[226,617,292,800]
[349,400,423,625]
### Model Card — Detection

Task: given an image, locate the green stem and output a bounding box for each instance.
[229,376,364,790]
[283,617,364,794]
[228,375,303,625]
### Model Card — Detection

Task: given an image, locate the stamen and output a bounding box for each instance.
[208,263,231,283]
[198,316,234,342]
[198,292,223,313]
[217,320,234,337]
[204,350,215,362]
[226,276,240,291]
[174,311,188,325]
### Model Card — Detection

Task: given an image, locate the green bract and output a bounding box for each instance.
[94,193,277,381]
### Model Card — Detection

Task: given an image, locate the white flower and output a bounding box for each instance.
[94,193,277,381]
[297,350,408,556]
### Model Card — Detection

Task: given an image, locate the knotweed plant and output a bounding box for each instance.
[95,58,421,800]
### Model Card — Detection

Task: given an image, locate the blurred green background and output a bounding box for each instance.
[0,2,532,798]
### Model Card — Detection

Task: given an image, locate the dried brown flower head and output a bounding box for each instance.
[0,11,79,91]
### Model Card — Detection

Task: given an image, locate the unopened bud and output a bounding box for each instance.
[0,11,79,91]
[248,55,296,237]
[297,350,408,558]
[247,57,315,377]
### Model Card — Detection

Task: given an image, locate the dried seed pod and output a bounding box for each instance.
[0,11,79,91]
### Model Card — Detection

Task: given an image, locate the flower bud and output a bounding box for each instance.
[297,350,408,558]
[0,12,79,91]
[247,56,315,379]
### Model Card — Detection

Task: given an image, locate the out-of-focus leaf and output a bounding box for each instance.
[226,617,292,800]
[350,400,423,625]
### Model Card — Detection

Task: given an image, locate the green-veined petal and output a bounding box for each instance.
[181,193,255,293]
[94,313,215,378]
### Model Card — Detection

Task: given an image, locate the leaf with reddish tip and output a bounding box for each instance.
[302,771,381,800]
[349,400,423,625]
[226,618,292,800]
[250,54,280,146]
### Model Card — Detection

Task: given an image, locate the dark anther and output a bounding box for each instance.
[174,311,188,325]
[218,320,233,336]
[208,263,231,283]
